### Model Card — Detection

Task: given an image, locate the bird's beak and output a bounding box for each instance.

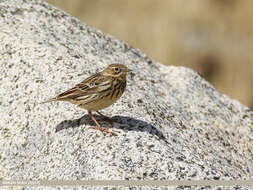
[126,69,132,72]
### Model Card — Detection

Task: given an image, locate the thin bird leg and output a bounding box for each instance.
[96,111,120,126]
[88,111,116,135]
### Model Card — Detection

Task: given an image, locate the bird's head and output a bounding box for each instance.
[102,64,131,80]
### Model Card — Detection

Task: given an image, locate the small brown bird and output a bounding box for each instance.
[42,64,131,135]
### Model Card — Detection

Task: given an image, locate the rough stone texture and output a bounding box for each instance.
[0,0,253,189]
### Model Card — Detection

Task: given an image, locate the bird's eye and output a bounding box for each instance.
[114,67,121,73]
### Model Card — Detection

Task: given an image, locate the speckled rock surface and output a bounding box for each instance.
[1,0,253,189]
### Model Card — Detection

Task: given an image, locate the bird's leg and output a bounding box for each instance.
[96,111,120,126]
[88,111,117,135]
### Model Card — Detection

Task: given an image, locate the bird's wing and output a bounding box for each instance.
[41,73,111,103]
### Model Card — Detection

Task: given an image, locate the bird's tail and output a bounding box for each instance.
[39,98,57,104]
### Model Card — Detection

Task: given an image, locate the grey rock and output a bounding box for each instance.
[0,0,253,189]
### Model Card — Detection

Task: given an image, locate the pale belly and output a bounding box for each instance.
[78,94,122,111]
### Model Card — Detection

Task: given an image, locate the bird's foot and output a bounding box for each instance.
[88,126,117,136]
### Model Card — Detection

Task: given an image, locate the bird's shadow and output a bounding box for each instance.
[55,114,169,144]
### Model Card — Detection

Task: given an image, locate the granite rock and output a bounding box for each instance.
[0,0,253,189]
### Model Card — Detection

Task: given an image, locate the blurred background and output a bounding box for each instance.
[46,0,253,110]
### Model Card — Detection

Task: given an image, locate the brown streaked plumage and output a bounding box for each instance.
[42,64,130,135]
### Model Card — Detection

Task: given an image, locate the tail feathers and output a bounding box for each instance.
[40,98,57,104]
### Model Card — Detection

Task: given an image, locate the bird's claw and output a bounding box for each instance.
[88,126,117,136]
